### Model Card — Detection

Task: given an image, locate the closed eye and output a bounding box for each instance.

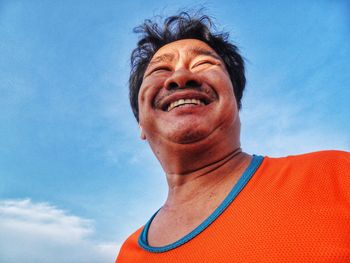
[192,60,214,68]
[150,66,171,74]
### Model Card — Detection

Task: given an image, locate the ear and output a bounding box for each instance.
[139,125,146,140]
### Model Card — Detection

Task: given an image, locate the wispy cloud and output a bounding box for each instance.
[241,82,350,157]
[0,199,119,263]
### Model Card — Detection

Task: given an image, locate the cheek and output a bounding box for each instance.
[138,81,163,129]
[203,70,238,117]
[204,70,234,97]
[138,89,153,114]
[138,77,166,107]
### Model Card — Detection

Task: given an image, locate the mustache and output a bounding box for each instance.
[155,85,206,102]
[153,84,218,110]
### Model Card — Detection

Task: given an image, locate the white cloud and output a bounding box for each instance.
[0,199,119,263]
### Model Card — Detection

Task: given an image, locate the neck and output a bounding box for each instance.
[164,149,251,208]
[145,119,250,208]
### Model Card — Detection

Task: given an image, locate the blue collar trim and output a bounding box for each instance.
[138,154,264,253]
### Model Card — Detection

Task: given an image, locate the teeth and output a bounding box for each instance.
[167,98,204,112]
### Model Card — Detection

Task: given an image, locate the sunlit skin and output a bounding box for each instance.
[138,39,252,246]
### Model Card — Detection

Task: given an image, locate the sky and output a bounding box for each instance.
[0,0,349,262]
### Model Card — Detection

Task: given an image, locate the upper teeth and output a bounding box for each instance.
[167,98,204,112]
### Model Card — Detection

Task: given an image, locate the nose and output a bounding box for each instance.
[164,68,202,90]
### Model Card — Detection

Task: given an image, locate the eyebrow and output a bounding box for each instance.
[187,47,221,60]
[148,53,175,67]
[148,46,222,67]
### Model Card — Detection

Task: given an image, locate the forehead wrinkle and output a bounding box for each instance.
[149,53,175,66]
[187,47,221,60]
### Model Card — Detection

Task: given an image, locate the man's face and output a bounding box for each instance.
[138,39,239,145]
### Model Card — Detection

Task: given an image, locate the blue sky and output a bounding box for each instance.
[1,1,349,262]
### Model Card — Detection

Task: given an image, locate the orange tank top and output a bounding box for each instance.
[116,151,350,262]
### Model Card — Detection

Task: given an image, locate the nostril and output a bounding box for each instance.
[185,80,201,88]
[168,82,179,90]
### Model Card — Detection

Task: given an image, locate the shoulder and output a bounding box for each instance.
[262,150,350,193]
[260,150,350,184]
[116,227,143,262]
[288,150,350,161]
[265,150,350,168]
[287,150,349,171]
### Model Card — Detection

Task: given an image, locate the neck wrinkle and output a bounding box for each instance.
[166,147,242,187]
[164,149,251,208]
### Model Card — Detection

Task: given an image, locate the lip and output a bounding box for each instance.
[154,90,215,112]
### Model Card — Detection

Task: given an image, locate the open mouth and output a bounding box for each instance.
[156,91,214,112]
[166,98,206,112]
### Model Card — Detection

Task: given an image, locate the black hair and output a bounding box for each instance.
[129,11,246,121]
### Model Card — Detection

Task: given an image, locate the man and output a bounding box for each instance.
[116,12,349,262]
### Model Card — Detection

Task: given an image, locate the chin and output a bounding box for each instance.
[167,127,210,144]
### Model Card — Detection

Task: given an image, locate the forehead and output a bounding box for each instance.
[149,39,221,64]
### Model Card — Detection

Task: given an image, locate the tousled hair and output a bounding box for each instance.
[130,11,246,121]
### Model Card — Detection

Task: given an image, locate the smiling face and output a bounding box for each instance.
[138,39,240,147]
